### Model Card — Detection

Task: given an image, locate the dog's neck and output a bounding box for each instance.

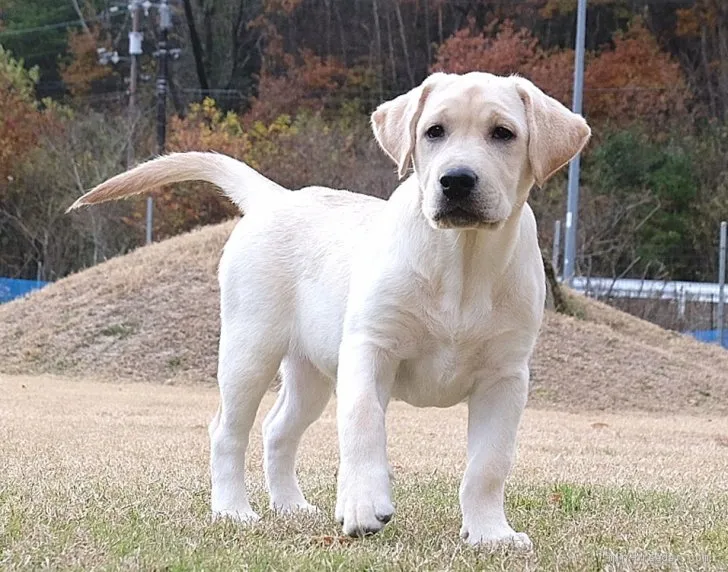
[391,176,528,303]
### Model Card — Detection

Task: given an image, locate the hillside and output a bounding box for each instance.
[1,219,727,414]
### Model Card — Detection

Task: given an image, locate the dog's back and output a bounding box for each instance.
[219,184,385,379]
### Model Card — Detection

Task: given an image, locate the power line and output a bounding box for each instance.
[0,10,127,38]
[0,19,89,37]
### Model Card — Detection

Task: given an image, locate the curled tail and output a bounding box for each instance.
[67,152,287,213]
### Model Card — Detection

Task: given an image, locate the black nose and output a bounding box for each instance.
[440,168,477,200]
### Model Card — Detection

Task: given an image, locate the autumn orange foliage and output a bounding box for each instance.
[0,47,56,186]
[60,27,112,97]
[246,51,346,123]
[585,18,689,123]
[432,19,574,105]
[0,93,40,185]
[245,47,372,126]
[148,98,314,237]
[246,5,374,125]
[140,99,249,237]
[433,18,689,126]
[433,20,541,76]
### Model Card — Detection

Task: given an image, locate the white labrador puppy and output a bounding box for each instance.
[70,72,590,548]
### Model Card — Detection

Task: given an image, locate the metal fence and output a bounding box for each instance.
[555,220,728,348]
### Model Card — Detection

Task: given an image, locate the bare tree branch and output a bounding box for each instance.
[69,0,91,34]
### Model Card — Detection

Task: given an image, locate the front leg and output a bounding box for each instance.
[335,338,397,537]
[460,366,532,550]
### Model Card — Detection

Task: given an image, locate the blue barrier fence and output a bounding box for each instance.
[0,277,49,303]
[688,329,728,349]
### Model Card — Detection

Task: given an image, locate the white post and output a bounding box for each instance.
[718,221,726,347]
[563,0,587,286]
[678,288,686,320]
[552,220,561,279]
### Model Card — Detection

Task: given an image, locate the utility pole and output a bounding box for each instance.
[96,2,179,247]
[127,1,142,168]
[563,0,587,286]
[146,0,172,245]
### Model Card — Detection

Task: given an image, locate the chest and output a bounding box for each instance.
[393,337,486,407]
[344,218,545,407]
[390,295,521,407]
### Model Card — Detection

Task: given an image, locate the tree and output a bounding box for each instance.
[59,26,112,97]
[433,17,689,127]
[432,19,573,103]
[585,18,689,125]
[675,0,728,120]
[0,46,47,183]
[0,0,80,96]
[177,0,265,111]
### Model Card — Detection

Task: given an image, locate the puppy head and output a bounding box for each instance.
[372,72,591,230]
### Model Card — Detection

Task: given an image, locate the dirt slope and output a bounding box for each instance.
[1,219,727,414]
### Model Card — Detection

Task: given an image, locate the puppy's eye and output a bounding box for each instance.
[426,124,445,139]
[492,126,515,141]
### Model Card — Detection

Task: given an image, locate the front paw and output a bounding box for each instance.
[460,524,532,551]
[335,479,394,537]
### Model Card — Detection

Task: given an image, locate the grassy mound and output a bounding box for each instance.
[1,219,727,414]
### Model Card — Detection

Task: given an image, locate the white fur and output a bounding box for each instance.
[71,71,590,549]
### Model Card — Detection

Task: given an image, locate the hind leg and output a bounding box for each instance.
[263,357,333,512]
[209,323,285,522]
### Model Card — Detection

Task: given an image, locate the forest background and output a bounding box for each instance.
[1,0,727,285]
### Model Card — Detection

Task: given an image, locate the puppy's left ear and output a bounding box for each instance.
[371,73,447,178]
[516,78,591,187]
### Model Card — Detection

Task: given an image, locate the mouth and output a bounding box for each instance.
[431,206,503,230]
[433,206,480,225]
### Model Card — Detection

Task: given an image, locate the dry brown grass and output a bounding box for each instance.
[2,374,726,570]
[1,219,727,414]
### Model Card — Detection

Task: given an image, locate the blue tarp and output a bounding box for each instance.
[0,277,49,303]
[688,329,728,349]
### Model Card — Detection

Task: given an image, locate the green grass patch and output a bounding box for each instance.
[167,355,185,371]
[1,477,724,571]
[98,322,138,339]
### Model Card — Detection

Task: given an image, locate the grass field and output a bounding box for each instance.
[2,374,727,571]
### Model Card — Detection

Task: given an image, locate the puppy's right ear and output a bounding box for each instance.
[371,73,446,179]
